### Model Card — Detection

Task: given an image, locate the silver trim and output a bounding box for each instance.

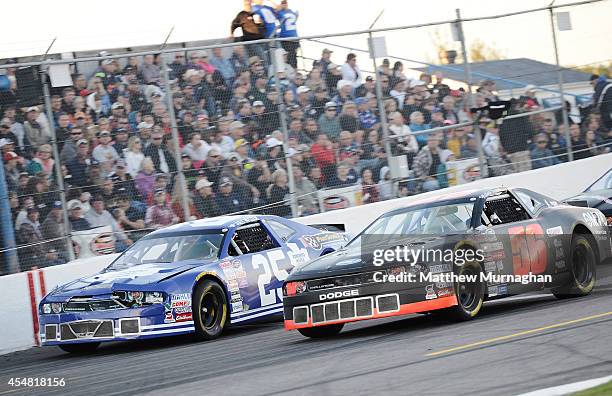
[292,306,309,324]
[45,324,59,341]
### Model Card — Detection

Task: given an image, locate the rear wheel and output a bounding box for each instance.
[298,323,344,338]
[193,279,228,340]
[553,234,597,299]
[442,261,485,321]
[58,342,100,354]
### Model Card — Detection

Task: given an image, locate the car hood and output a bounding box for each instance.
[48,262,201,300]
[290,235,449,280]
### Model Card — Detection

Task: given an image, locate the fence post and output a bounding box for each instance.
[41,65,75,262]
[161,56,191,221]
[456,8,487,178]
[548,6,573,162]
[269,40,298,218]
[367,33,393,169]
[0,161,19,274]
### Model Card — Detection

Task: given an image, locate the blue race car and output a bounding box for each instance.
[39,215,348,353]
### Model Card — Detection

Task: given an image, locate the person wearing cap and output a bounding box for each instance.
[24,106,51,149]
[65,138,91,187]
[109,159,141,201]
[1,108,27,156]
[145,188,178,230]
[112,127,130,154]
[215,176,245,215]
[3,151,22,190]
[234,138,252,163]
[92,130,120,165]
[18,207,63,268]
[317,102,341,141]
[68,201,92,232]
[316,48,334,79]
[591,74,612,130]
[221,151,260,206]
[59,127,84,164]
[247,74,268,104]
[305,68,327,95]
[193,178,219,219]
[0,117,22,157]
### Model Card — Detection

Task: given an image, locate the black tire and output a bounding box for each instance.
[553,234,597,299]
[192,279,228,340]
[298,323,344,338]
[58,342,100,354]
[442,261,485,321]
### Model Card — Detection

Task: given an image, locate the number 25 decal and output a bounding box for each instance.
[508,223,547,275]
[251,250,291,307]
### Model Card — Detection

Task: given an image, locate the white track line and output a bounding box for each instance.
[516,375,612,396]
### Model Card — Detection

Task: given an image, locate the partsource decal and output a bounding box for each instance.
[300,233,346,250]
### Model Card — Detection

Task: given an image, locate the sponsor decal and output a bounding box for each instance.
[171,293,191,308]
[230,216,259,228]
[488,285,499,297]
[300,233,345,250]
[555,260,566,269]
[164,311,175,323]
[498,284,508,295]
[435,281,450,289]
[231,301,244,313]
[175,312,193,323]
[484,261,497,273]
[319,289,359,301]
[173,306,192,314]
[436,287,454,297]
[546,226,563,235]
[220,260,241,291]
[90,232,115,255]
[232,259,249,288]
[482,241,504,252]
[425,284,437,300]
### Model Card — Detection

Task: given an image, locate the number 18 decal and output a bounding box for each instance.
[508,223,547,275]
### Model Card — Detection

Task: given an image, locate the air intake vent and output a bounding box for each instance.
[377,294,400,313]
[60,324,76,340]
[45,325,58,341]
[95,321,114,337]
[120,319,139,335]
[324,303,340,321]
[339,300,356,319]
[355,298,374,317]
[311,304,325,323]
[293,307,309,324]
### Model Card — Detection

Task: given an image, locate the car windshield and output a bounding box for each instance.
[347,202,474,248]
[109,232,224,270]
[586,169,612,192]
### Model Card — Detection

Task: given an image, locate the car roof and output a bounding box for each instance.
[147,214,289,235]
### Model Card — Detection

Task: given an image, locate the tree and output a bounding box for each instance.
[469,39,505,63]
[572,62,611,77]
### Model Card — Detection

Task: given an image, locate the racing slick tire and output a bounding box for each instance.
[442,260,485,321]
[193,279,228,340]
[552,234,597,299]
[59,342,100,354]
[298,323,344,338]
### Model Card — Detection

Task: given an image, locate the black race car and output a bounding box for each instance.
[566,168,612,225]
[282,187,612,338]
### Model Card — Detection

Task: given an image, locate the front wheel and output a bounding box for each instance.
[553,234,597,299]
[59,342,100,354]
[298,323,344,338]
[193,279,228,340]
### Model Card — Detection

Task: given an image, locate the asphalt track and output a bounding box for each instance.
[2,264,612,396]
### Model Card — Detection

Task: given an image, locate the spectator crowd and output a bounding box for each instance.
[1,2,611,272]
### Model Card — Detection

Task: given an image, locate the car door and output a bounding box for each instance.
[225,221,295,317]
[481,191,550,295]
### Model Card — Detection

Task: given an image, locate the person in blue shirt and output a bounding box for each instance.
[276,0,300,68]
[251,0,279,39]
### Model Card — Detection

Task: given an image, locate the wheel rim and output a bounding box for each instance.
[573,241,594,287]
[201,290,221,330]
[458,267,480,310]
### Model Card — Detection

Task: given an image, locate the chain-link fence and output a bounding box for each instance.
[1,0,610,274]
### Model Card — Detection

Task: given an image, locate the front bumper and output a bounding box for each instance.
[39,305,195,345]
[283,273,458,330]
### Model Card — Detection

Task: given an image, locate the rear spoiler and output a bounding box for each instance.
[308,224,346,232]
